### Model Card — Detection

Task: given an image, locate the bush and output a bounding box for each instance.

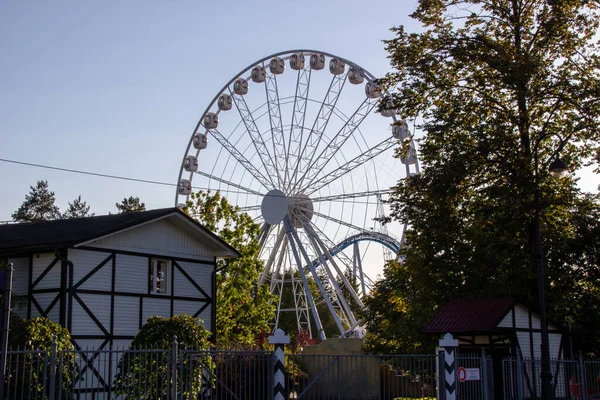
[113,314,212,399]
[4,316,76,398]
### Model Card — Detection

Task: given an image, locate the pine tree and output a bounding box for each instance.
[11,181,61,222]
[115,196,146,213]
[63,195,94,219]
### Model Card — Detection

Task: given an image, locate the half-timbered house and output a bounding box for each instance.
[0,207,239,353]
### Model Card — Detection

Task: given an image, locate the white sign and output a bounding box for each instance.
[465,368,480,381]
[457,367,480,382]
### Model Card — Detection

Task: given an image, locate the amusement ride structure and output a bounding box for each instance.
[175,50,419,340]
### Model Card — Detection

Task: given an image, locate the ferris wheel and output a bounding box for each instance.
[175,50,419,340]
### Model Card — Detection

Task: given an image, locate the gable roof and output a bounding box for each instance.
[423,298,518,334]
[0,208,240,258]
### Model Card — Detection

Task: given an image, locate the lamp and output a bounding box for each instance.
[532,132,568,400]
[549,157,568,178]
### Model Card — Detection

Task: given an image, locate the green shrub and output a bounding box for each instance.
[4,316,76,398]
[113,314,212,399]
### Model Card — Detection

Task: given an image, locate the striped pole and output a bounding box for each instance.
[268,329,290,400]
[439,332,459,400]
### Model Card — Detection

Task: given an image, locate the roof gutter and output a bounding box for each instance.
[54,249,73,329]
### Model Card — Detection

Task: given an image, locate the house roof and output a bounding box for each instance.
[0,208,240,258]
[423,298,518,334]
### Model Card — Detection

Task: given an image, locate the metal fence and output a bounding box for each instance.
[503,356,600,400]
[284,353,438,399]
[455,353,491,400]
[3,346,274,400]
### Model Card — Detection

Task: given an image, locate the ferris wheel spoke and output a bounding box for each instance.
[263,63,288,187]
[285,61,312,192]
[283,216,327,341]
[230,89,283,189]
[297,97,378,193]
[300,217,365,310]
[284,217,346,337]
[306,137,396,196]
[288,73,348,193]
[353,242,367,296]
[310,189,392,203]
[259,226,286,285]
[208,128,274,190]
[300,219,357,327]
[193,170,264,197]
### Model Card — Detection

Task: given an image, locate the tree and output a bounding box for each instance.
[364,0,600,354]
[11,180,61,222]
[115,196,146,213]
[183,190,275,347]
[113,314,212,399]
[62,195,94,218]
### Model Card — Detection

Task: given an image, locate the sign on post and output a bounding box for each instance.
[458,366,480,382]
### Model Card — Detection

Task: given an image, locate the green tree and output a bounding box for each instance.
[184,190,275,347]
[364,0,600,354]
[63,195,94,218]
[5,317,76,397]
[115,196,146,213]
[11,180,61,222]
[113,314,212,399]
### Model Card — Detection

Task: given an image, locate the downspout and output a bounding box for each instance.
[54,249,73,329]
[211,258,230,345]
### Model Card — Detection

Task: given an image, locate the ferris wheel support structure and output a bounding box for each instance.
[176,50,420,339]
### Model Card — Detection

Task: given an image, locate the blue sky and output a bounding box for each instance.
[1,0,597,222]
[0,0,426,220]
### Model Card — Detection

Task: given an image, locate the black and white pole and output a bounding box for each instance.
[269,328,289,400]
[439,332,459,400]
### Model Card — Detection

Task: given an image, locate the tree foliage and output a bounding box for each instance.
[11,180,61,222]
[113,314,212,399]
[62,195,94,218]
[364,0,600,354]
[115,196,146,213]
[183,190,275,347]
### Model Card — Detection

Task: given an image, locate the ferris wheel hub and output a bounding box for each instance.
[260,189,314,227]
[261,189,289,224]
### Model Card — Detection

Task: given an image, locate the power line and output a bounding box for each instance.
[0,158,258,197]
[0,158,395,202]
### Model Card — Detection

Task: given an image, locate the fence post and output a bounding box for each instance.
[578,352,587,400]
[268,329,289,400]
[439,333,458,400]
[516,351,524,400]
[171,335,178,400]
[480,348,489,400]
[48,336,58,400]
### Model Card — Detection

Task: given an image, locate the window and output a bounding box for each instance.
[150,259,170,294]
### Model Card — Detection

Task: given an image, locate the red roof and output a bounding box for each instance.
[423,298,517,334]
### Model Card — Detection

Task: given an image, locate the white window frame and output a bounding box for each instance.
[150,259,170,295]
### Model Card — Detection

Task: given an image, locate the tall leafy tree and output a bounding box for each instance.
[11,180,61,222]
[364,0,600,354]
[184,190,275,347]
[62,195,94,219]
[115,196,146,213]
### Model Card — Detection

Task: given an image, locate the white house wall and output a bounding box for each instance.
[81,219,216,261]
[32,253,61,290]
[114,254,147,294]
[113,296,139,337]
[70,249,112,290]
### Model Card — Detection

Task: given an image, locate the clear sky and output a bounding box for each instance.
[1,0,596,222]
[0,0,425,221]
